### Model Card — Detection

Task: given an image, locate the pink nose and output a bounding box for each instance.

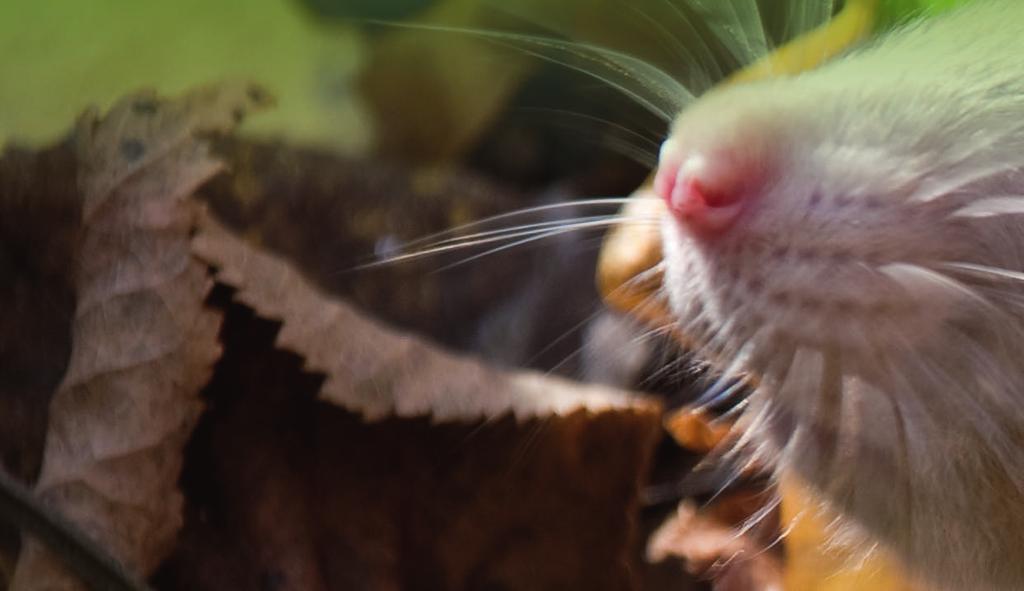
[654,154,744,234]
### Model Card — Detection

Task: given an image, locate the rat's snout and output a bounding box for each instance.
[655,141,746,235]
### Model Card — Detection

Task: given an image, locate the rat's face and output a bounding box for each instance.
[654,81,1024,585]
[656,83,989,378]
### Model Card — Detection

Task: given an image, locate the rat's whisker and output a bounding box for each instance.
[879,262,999,314]
[937,261,1024,284]
[911,161,1019,203]
[519,107,663,151]
[394,197,655,253]
[950,195,1024,219]
[352,222,608,270]
[524,306,612,371]
[433,219,654,272]
[690,335,757,409]
[655,0,725,82]
[711,397,750,425]
[688,0,769,65]
[366,21,688,121]
[522,109,660,167]
[729,489,782,544]
[432,213,659,250]
[416,214,630,250]
[629,322,677,346]
[693,376,749,412]
[622,3,713,90]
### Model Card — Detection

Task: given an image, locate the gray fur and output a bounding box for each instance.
[660,2,1024,589]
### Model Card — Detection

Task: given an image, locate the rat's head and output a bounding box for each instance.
[654,78,1024,587]
[655,82,998,376]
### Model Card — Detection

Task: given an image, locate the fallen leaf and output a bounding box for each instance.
[149,213,667,590]
[0,142,80,590]
[647,492,783,591]
[196,137,532,348]
[9,82,269,590]
[664,408,733,455]
[0,144,79,484]
[193,212,659,422]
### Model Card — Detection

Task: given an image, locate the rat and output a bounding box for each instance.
[654,1,1024,589]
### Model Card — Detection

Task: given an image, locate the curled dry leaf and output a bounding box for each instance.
[647,492,783,591]
[192,212,660,422]
[0,143,80,590]
[664,408,733,455]
[9,82,270,590]
[150,213,669,590]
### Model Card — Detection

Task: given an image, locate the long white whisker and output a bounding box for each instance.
[523,109,661,166]
[419,215,630,249]
[656,0,724,82]
[911,161,1019,203]
[519,107,662,150]
[711,397,750,425]
[950,195,1024,219]
[733,491,782,539]
[690,337,758,409]
[878,262,999,313]
[365,20,689,121]
[353,216,654,270]
[625,4,689,63]
[433,220,639,272]
[937,261,1024,284]
[689,0,767,65]
[621,3,713,91]
[525,307,612,370]
[395,197,653,252]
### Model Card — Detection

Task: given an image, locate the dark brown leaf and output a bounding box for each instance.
[153,213,666,590]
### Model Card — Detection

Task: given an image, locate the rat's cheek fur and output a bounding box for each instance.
[754,337,1024,591]
[662,207,1024,591]
[654,3,1024,585]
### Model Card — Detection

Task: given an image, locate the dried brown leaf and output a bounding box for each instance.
[0,143,81,591]
[159,218,665,589]
[9,82,269,590]
[647,493,783,591]
[192,212,660,422]
[664,408,733,454]
[160,212,667,589]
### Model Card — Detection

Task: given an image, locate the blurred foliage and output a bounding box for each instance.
[302,0,434,22]
[0,0,974,154]
[0,0,371,152]
[879,0,967,27]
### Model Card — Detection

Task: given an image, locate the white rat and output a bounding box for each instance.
[655,1,1024,589]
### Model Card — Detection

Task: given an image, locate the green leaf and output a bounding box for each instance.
[878,0,971,28]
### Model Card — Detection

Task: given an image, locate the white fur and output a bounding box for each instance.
[660,2,1024,589]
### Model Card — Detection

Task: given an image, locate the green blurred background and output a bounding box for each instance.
[0,0,966,157]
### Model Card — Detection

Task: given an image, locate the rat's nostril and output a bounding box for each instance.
[656,155,745,233]
[680,176,739,209]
